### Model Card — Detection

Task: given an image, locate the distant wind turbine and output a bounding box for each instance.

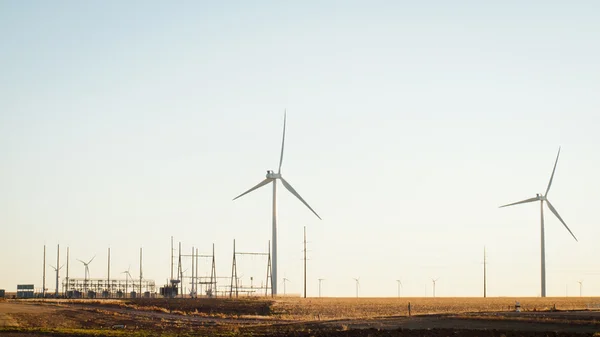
[233,111,321,295]
[77,256,95,293]
[49,264,64,298]
[396,279,403,297]
[282,277,290,295]
[318,278,325,298]
[353,278,360,298]
[431,278,439,297]
[122,266,132,296]
[500,147,578,297]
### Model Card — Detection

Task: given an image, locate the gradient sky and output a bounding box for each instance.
[1,1,600,297]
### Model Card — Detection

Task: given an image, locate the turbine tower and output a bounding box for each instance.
[233,111,321,295]
[500,147,578,297]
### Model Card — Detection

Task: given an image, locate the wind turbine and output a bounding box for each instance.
[396,279,403,297]
[500,147,578,297]
[49,264,64,298]
[431,278,439,297]
[77,256,95,293]
[122,266,132,297]
[318,278,325,298]
[233,111,321,295]
[578,280,583,297]
[282,278,290,295]
[353,278,360,298]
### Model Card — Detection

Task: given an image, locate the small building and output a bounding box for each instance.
[17,284,34,299]
[0,289,5,298]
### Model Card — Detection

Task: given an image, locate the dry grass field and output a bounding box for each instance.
[270,296,600,319]
[1,297,599,336]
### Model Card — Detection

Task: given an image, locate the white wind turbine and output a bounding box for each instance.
[500,147,578,297]
[353,277,360,298]
[233,112,321,295]
[49,264,64,298]
[396,279,403,297]
[77,256,95,293]
[122,266,133,297]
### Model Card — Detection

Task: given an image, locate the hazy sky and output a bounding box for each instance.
[1,1,599,297]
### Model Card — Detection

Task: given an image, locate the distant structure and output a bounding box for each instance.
[64,278,156,298]
[17,284,34,299]
[483,246,487,298]
[431,278,439,297]
[500,147,578,297]
[42,245,46,297]
[353,278,360,298]
[233,111,322,295]
[76,256,95,293]
[230,239,272,298]
[396,279,402,297]
[318,278,325,297]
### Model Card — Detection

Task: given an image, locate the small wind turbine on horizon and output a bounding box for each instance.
[122,266,132,296]
[396,279,403,297]
[431,278,439,298]
[233,111,321,296]
[353,278,360,298]
[49,264,64,298]
[318,278,325,298]
[500,147,578,297]
[282,277,290,295]
[77,256,95,293]
[578,280,583,297]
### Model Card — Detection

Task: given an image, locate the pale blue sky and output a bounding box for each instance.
[1,1,600,297]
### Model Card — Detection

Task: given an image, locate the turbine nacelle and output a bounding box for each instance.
[266,170,281,179]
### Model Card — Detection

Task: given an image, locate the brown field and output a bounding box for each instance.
[1,296,599,336]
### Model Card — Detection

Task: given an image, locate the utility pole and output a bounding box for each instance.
[43,245,46,297]
[396,280,402,297]
[66,247,69,296]
[107,248,111,295]
[318,278,324,297]
[139,247,143,297]
[178,242,182,297]
[171,236,174,281]
[191,246,194,298]
[56,244,60,297]
[303,226,307,299]
[483,246,487,298]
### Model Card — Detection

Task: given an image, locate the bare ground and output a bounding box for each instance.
[1,299,599,336]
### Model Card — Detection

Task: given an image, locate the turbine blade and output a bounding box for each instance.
[499,197,539,208]
[280,177,321,220]
[233,178,274,201]
[88,256,96,264]
[545,147,561,197]
[546,199,578,242]
[278,110,286,174]
[77,259,85,264]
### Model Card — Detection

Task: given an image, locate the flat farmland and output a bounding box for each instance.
[271,296,600,319]
[0,297,599,336]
